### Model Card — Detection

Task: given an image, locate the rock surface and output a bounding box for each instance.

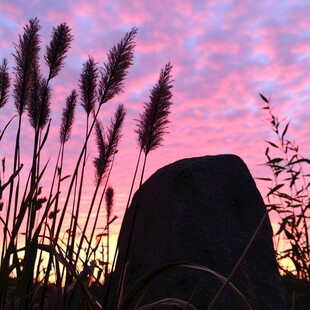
[108,155,287,309]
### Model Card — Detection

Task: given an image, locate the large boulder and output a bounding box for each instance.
[108,155,287,309]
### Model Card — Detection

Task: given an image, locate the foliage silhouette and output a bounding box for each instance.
[258,93,310,281]
[0,17,308,310]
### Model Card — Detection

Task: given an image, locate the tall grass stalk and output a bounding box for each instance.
[104,186,114,276]
[4,19,41,266]
[105,147,142,306]
[114,63,173,306]
[84,140,116,268]
[54,27,136,244]
[65,56,98,286]
[0,57,11,263]
[74,105,125,270]
[39,89,77,308]
[23,21,72,307]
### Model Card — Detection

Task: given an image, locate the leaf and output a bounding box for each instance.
[289,158,310,165]
[260,93,269,103]
[266,184,285,196]
[255,177,272,181]
[96,233,108,238]
[136,298,199,310]
[0,164,23,193]
[281,121,289,142]
[273,192,293,201]
[1,157,4,173]
[105,215,118,229]
[289,170,301,188]
[37,119,51,154]
[275,217,290,235]
[60,175,70,182]
[119,262,253,310]
[265,204,280,212]
[274,169,283,177]
[37,243,101,309]
[287,154,297,165]
[266,158,283,165]
[34,197,47,210]
[49,209,60,219]
[266,141,279,148]
[284,228,295,240]
[0,115,17,141]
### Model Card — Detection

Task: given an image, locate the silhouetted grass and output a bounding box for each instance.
[0,18,138,309]
[0,18,176,309]
[0,17,308,310]
[258,94,310,280]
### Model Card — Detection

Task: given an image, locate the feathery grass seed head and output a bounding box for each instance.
[28,75,51,130]
[60,89,77,144]
[105,186,114,220]
[13,18,41,115]
[0,58,10,109]
[37,78,51,129]
[136,62,173,155]
[93,104,126,184]
[45,23,73,81]
[93,120,106,183]
[98,27,137,105]
[106,104,126,160]
[79,56,98,116]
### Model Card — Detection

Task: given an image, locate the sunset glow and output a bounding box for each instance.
[0,1,310,283]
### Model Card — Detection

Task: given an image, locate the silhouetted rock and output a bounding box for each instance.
[108,155,287,309]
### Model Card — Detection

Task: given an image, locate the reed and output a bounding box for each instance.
[107,62,174,307]
[0,18,137,309]
[0,58,10,109]
[65,56,98,287]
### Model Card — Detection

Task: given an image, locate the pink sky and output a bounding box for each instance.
[0,0,310,245]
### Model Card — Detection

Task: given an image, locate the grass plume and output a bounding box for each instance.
[105,187,114,276]
[0,58,10,109]
[79,56,98,116]
[94,104,126,184]
[13,17,41,116]
[27,76,52,130]
[45,23,73,81]
[98,27,137,105]
[136,62,173,156]
[112,63,174,306]
[74,105,126,270]
[60,89,78,144]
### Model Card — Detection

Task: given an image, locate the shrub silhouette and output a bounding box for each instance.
[259,93,310,282]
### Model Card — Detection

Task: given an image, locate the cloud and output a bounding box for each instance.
[0,0,309,244]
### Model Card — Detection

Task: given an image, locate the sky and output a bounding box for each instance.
[0,0,310,250]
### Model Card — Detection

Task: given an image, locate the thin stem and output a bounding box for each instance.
[39,143,63,309]
[85,156,114,266]
[74,177,101,269]
[104,147,142,308]
[55,104,101,242]
[207,211,268,310]
[116,152,148,307]
[66,117,89,285]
